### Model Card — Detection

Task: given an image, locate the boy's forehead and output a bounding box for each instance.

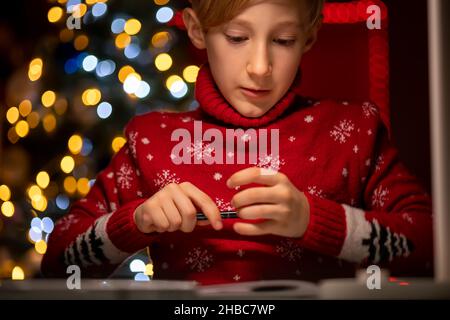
[225,0,307,29]
[226,18,302,30]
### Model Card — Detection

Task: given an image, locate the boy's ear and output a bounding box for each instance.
[182,8,206,50]
[303,17,323,54]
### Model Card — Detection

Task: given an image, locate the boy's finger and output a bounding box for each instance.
[179,182,222,230]
[169,184,198,232]
[232,221,276,236]
[227,167,281,188]
[161,199,182,232]
[236,204,278,220]
[231,187,278,208]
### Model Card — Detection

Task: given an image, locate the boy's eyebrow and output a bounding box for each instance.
[227,19,301,30]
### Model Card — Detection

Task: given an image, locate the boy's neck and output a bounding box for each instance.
[195,64,305,128]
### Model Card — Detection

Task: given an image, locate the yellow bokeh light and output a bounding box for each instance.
[7,127,19,144]
[82,88,102,106]
[43,114,57,133]
[0,185,11,201]
[155,53,173,72]
[47,6,63,23]
[124,18,141,35]
[151,31,170,48]
[74,34,89,51]
[30,58,43,68]
[115,33,131,49]
[12,266,25,280]
[28,58,43,81]
[112,136,126,153]
[60,156,75,174]
[36,171,50,189]
[41,90,56,107]
[35,240,47,255]
[64,176,77,194]
[27,185,42,200]
[19,100,32,117]
[31,194,48,212]
[166,75,183,90]
[27,112,40,129]
[77,178,90,196]
[68,134,83,154]
[6,107,19,124]
[118,65,135,83]
[154,0,170,5]
[1,201,14,218]
[183,65,200,83]
[15,120,30,138]
[71,3,87,19]
[145,263,154,276]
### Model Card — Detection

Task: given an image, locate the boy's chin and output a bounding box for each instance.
[233,102,271,118]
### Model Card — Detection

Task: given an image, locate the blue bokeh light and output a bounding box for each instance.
[97,102,113,119]
[156,7,174,23]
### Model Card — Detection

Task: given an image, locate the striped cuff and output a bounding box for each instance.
[63,198,155,268]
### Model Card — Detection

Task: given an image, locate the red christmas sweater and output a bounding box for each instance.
[42,64,433,285]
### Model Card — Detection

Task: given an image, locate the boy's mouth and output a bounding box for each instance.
[240,87,271,98]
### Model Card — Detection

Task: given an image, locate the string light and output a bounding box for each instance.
[41,90,56,107]
[47,7,63,23]
[124,18,141,35]
[28,58,43,81]
[156,7,174,23]
[112,136,126,153]
[15,120,30,138]
[36,171,50,189]
[155,53,172,71]
[1,201,15,218]
[12,266,25,280]
[18,100,32,117]
[60,156,75,173]
[151,31,170,48]
[0,185,11,201]
[64,176,78,194]
[183,65,200,83]
[68,134,83,154]
[82,88,102,106]
[6,107,19,124]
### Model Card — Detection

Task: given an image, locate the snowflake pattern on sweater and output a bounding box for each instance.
[42,65,433,284]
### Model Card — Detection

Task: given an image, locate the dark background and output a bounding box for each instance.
[0,0,432,193]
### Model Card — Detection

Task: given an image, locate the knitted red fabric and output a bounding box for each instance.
[42,64,433,284]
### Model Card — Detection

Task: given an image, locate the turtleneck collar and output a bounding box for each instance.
[194,64,303,128]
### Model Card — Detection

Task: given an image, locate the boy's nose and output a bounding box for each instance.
[246,44,272,78]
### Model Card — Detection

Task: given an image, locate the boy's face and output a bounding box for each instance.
[185,0,320,118]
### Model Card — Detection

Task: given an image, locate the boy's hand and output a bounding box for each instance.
[227,167,310,238]
[133,182,222,234]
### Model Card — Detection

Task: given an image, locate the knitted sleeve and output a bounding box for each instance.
[297,107,433,276]
[41,118,156,278]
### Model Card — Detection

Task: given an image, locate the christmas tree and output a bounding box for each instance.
[0,0,197,280]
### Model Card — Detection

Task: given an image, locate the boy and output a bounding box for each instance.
[42,0,433,285]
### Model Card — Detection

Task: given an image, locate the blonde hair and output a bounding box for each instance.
[190,0,324,31]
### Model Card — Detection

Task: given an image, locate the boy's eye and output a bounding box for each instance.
[274,39,297,46]
[225,35,248,43]
[225,34,296,47]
